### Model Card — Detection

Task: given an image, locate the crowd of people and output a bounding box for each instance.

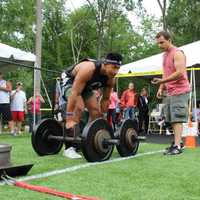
[106,82,150,136]
[0,71,45,135]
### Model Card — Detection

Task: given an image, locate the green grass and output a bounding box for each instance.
[0,133,200,200]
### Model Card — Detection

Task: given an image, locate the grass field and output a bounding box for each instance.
[0,133,200,200]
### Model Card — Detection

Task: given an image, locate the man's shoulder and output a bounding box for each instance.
[80,60,96,67]
[77,61,96,80]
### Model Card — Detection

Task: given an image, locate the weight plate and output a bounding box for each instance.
[116,119,139,157]
[31,118,63,156]
[81,118,114,162]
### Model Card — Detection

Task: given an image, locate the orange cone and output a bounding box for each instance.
[184,121,197,148]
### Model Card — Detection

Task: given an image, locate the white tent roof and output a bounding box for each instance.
[117,40,200,77]
[0,42,36,72]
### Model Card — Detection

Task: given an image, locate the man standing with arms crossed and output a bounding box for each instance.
[152,31,190,155]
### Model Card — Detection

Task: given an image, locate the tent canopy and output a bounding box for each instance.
[117,40,200,77]
[0,43,36,73]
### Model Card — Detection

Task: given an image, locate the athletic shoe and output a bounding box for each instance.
[163,145,182,155]
[63,147,82,159]
[11,130,17,136]
[165,141,184,151]
[165,129,172,135]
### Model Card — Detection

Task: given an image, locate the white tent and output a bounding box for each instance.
[117,40,200,77]
[0,42,36,72]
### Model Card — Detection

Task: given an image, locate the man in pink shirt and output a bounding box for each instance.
[120,82,138,120]
[152,31,190,155]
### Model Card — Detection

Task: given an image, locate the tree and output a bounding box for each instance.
[66,6,97,63]
[0,0,35,51]
[157,0,168,31]
[166,0,200,45]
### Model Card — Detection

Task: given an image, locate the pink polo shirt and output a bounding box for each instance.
[30,96,41,113]
[109,91,118,109]
[163,47,190,96]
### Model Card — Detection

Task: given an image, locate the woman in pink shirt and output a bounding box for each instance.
[27,91,45,133]
[107,88,119,131]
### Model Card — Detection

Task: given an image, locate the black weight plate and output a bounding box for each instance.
[81,118,114,162]
[31,118,63,156]
[116,119,139,157]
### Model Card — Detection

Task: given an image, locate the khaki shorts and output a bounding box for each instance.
[162,93,189,123]
[63,84,94,102]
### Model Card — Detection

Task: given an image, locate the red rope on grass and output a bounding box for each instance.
[15,181,102,200]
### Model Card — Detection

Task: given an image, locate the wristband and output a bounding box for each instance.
[66,112,74,116]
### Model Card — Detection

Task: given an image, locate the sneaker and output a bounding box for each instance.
[164,145,182,155]
[165,141,184,151]
[11,130,17,136]
[165,129,172,135]
[63,147,82,159]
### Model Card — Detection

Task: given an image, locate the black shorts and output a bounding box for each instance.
[0,103,12,121]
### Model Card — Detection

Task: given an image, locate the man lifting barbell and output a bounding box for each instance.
[62,52,123,158]
[32,53,140,162]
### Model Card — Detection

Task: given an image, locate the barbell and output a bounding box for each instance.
[31,118,140,162]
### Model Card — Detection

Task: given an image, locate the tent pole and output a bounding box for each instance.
[193,69,197,122]
[188,69,193,123]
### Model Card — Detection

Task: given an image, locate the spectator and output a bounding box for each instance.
[10,82,27,135]
[0,72,13,133]
[152,31,190,155]
[137,88,149,135]
[27,91,45,133]
[120,82,138,120]
[107,88,119,131]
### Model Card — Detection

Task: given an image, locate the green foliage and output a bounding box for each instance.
[167,0,200,45]
[0,0,35,50]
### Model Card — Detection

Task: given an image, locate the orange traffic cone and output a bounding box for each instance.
[184,121,197,148]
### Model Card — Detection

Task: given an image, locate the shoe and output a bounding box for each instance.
[11,130,17,136]
[165,141,184,151]
[63,147,82,159]
[164,145,182,155]
[165,129,172,135]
